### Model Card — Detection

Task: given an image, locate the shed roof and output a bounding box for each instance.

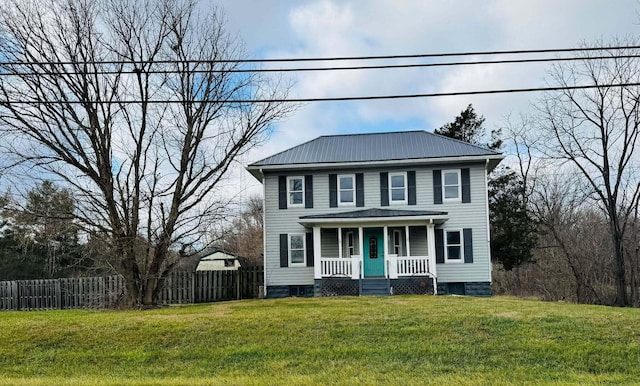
[249,130,500,167]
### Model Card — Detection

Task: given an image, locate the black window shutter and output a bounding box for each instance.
[380,172,389,206]
[461,168,471,203]
[304,175,313,208]
[435,229,444,264]
[306,232,314,267]
[279,234,288,267]
[433,170,442,204]
[278,176,287,209]
[463,228,473,263]
[329,174,337,208]
[408,171,416,205]
[355,173,364,207]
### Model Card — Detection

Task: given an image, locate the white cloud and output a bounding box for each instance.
[214,0,640,198]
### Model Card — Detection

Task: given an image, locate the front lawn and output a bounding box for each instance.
[0,296,638,385]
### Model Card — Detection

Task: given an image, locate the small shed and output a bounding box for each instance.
[195,250,242,271]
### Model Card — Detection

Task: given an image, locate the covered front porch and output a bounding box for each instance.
[299,208,447,296]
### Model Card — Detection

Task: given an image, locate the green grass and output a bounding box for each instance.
[0,296,638,385]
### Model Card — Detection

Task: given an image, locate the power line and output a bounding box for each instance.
[1,54,638,76]
[2,82,639,104]
[1,45,639,66]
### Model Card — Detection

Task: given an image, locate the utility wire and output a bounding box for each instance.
[2,82,639,104]
[1,45,639,65]
[1,54,638,76]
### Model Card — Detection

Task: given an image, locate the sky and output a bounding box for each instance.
[211,0,640,200]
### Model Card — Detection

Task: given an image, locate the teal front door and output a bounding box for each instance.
[363,228,385,277]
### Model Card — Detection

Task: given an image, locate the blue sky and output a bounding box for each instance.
[211,0,639,197]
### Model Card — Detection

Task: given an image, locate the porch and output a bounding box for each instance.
[300,208,447,296]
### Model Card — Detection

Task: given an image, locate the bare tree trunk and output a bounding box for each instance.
[0,0,294,308]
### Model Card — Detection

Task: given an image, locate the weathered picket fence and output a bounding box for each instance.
[0,266,263,311]
[159,266,264,304]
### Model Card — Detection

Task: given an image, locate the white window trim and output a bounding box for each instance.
[337,174,356,207]
[289,233,306,267]
[442,169,462,202]
[389,172,407,205]
[444,229,464,263]
[393,229,403,256]
[344,230,356,257]
[287,176,305,207]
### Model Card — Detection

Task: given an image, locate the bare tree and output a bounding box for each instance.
[532,41,640,306]
[219,195,264,265]
[0,0,293,307]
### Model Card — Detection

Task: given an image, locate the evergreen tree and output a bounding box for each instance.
[488,169,537,270]
[436,105,536,270]
[435,104,503,150]
[1,181,81,278]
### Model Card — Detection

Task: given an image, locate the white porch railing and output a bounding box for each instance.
[318,255,435,281]
[319,256,362,280]
[397,256,431,276]
[387,255,435,279]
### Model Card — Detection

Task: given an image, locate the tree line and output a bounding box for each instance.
[0,0,638,308]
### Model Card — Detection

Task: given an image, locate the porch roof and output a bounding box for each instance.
[299,208,448,225]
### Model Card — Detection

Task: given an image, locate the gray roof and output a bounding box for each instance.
[249,130,500,167]
[299,208,448,220]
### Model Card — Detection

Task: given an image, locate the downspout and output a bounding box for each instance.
[484,159,493,283]
[261,169,267,298]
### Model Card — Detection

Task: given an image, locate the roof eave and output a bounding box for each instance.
[299,214,450,226]
[248,154,504,174]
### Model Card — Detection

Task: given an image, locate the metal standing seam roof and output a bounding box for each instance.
[249,130,501,167]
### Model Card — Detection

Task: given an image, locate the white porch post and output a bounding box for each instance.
[427,223,437,294]
[313,226,322,279]
[383,225,389,278]
[405,225,411,257]
[355,226,364,279]
[338,227,343,259]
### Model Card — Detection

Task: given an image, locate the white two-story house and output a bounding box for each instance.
[246,130,503,298]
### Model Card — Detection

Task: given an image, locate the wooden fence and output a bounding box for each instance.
[0,266,263,311]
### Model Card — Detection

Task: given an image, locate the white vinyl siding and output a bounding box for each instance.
[408,226,429,256]
[262,163,491,287]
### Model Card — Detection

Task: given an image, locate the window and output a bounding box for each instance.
[445,230,463,262]
[289,234,305,266]
[345,231,355,257]
[443,170,461,201]
[338,174,355,206]
[287,176,304,206]
[389,172,407,204]
[393,230,402,255]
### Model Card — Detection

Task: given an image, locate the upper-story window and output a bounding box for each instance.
[287,176,304,207]
[443,170,461,201]
[389,172,407,204]
[338,174,355,206]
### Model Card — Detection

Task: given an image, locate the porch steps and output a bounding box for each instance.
[360,278,390,296]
